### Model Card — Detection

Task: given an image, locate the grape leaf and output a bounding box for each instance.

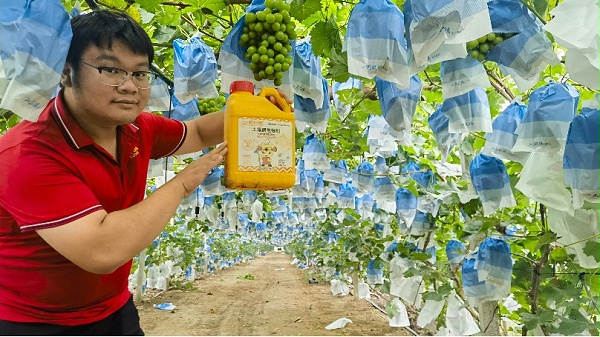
[310,19,342,58]
[553,319,597,336]
[327,48,349,82]
[532,0,549,20]
[136,0,163,12]
[582,241,600,263]
[152,26,177,44]
[290,0,321,22]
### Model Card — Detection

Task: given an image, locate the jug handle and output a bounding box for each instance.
[258,88,292,113]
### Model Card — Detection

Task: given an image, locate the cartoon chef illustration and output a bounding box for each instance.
[255,143,277,167]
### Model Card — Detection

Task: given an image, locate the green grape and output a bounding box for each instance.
[245,12,257,23]
[466,40,479,49]
[239,0,297,86]
[479,42,490,53]
[198,94,227,115]
[256,11,266,21]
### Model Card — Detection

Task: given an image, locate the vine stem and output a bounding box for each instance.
[524,204,551,336]
[486,67,515,101]
[518,0,547,24]
[450,266,480,322]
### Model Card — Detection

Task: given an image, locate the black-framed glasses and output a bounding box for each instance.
[81,61,157,89]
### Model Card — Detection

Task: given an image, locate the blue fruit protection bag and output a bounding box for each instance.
[467,238,512,303]
[446,239,466,267]
[563,100,600,208]
[301,134,331,171]
[323,160,349,184]
[374,176,397,214]
[366,115,409,155]
[513,82,579,153]
[344,0,410,88]
[441,86,492,133]
[332,77,363,120]
[410,211,434,236]
[469,154,516,216]
[406,0,491,67]
[403,161,436,188]
[294,78,331,133]
[169,94,200,121]
[441,56,490,99]
[428,107,461,162]
[201,167,226,197]
[173,36,218,104]
[292,41,324,103]
[375,75,422,133]
[396,188,417,226]
[482,102,528,163]
[485,0,559,91]
[145,77,172,112]
[352,161,375,193]
[338,182,357,209]
[0,0,72,120]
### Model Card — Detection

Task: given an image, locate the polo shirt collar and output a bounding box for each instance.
[52,90,141,150]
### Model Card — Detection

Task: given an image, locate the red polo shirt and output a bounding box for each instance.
[0,91,186,325]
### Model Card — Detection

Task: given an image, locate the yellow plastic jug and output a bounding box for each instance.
[223,81,295,190]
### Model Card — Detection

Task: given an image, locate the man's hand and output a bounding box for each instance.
[177,142,228,197]
[266,89,295,112]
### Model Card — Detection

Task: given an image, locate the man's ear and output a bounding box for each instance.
[61,65,73,87]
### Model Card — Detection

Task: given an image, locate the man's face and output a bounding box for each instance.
[63,40,152,128]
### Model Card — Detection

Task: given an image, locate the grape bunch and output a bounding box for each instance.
[239,0,296,86]
[198,95,227,115]
[466,32,516,62]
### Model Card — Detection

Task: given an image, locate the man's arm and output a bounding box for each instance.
[36,144,227,274]
[174,110,225,156]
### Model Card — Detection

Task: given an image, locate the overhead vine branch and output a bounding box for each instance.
[485,67,515,101]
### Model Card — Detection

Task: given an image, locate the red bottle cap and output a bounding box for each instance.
[229,81,254,94]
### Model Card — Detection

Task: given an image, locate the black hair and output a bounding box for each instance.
[66,10,154,69]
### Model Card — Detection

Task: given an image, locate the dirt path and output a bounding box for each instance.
[137,252,414,336]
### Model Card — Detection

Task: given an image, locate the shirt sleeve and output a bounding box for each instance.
[137,112,187,159]
[1,147,103,232]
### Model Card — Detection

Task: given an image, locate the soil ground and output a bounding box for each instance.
[137,252,419,336]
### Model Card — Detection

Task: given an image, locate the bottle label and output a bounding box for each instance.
[238,117,294,173]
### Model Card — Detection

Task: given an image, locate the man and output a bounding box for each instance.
[0,9,288,335]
